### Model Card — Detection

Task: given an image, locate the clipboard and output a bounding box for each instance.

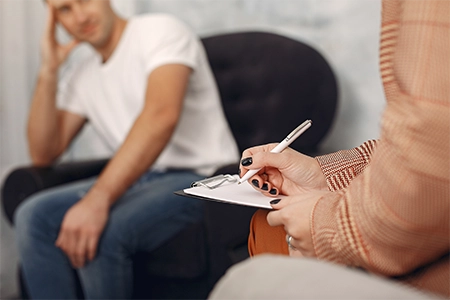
[175,174,282,209]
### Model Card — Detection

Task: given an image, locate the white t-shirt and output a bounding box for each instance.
[57,14,239,176]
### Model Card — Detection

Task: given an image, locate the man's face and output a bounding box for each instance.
[47,0,115,48]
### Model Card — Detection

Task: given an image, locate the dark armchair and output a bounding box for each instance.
[2,31,337,299]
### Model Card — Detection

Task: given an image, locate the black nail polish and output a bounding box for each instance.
[251,179,259,188]
[241,157,253,166]
[270,199,281,205]
[269,188,277,195]
[262,183,268,191]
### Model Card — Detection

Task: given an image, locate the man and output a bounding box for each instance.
[14,0,239,298]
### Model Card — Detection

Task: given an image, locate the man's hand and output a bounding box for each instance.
[267,190,330,257]
[41,4,79,73]
[55,192,110,268]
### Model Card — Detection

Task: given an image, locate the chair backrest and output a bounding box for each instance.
[202,31,338,155]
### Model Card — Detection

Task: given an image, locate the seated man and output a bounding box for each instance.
[14,0,238,298]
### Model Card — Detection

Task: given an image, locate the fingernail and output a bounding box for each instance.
[262,183,268,191]
[269,188,277,195]
[241,157,253,166]
[251,179,259,188]
[270,199,281,205]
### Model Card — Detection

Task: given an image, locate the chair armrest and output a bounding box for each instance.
[1,158,109,224]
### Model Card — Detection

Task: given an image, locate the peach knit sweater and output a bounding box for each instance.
[249,0,449,297]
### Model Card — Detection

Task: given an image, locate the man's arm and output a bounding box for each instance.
[27,70,86,165]
[55,64,192,268]
[27,4,83,166]
[89,63,190,205]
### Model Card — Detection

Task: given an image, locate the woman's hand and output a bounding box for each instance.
[267,190,330,257]
[240,143,328,196]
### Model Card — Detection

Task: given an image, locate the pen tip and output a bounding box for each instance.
[237,182,242,185]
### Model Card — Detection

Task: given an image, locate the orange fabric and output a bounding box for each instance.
[248,0,449,297]
[248,209,288,256]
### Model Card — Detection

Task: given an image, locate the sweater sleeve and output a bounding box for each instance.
[310,0,449,283]
[315,140,378,192]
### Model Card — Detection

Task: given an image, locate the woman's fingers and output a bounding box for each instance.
[241,143,278,159]
[241,149,295,174]
[246,173,280,196]
[239,143,279,178]
[267,192,330,258]
[285,235,314,257]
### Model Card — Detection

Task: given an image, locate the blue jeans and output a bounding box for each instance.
[14,170,204,299]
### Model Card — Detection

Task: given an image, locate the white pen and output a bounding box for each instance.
[238,120,312,185]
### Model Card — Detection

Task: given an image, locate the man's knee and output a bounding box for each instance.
[14,192,64,240]
[14,195,42,233]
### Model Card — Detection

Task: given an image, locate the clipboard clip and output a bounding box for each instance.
[191,174,237,189]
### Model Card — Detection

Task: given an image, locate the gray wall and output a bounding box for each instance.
[138,0,385,151]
